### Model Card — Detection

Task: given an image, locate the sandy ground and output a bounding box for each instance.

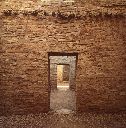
[0,111,126,128]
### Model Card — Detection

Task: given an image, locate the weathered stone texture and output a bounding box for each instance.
[76,18,126,112]
[0,1,126,115]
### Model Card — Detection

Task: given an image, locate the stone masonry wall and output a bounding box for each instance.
[49,56,76,90]
[0,1,126,115]
[76,18,126,112]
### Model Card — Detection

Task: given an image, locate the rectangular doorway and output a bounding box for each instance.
[57,64,70,89]
[48,52,78,112]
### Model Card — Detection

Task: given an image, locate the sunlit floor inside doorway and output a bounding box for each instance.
[57,82,69,90]
[50,82,76,114]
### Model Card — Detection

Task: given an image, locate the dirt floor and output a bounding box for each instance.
[0,111,126,128]
[50,82,76,111]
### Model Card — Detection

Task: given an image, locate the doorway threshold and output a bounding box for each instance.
[57,85,69,90]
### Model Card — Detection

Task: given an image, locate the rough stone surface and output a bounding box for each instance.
[0,0,126,115]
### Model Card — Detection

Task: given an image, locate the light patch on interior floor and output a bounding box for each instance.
[57,82,69,90]
[50,83,76,111]
[57,86,69,90]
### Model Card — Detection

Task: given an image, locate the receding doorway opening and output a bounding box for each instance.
[57,64,70,90]
[48,52,78,113]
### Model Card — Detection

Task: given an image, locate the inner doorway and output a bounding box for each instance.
[57,64,70,89]
[48,52,78,112]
